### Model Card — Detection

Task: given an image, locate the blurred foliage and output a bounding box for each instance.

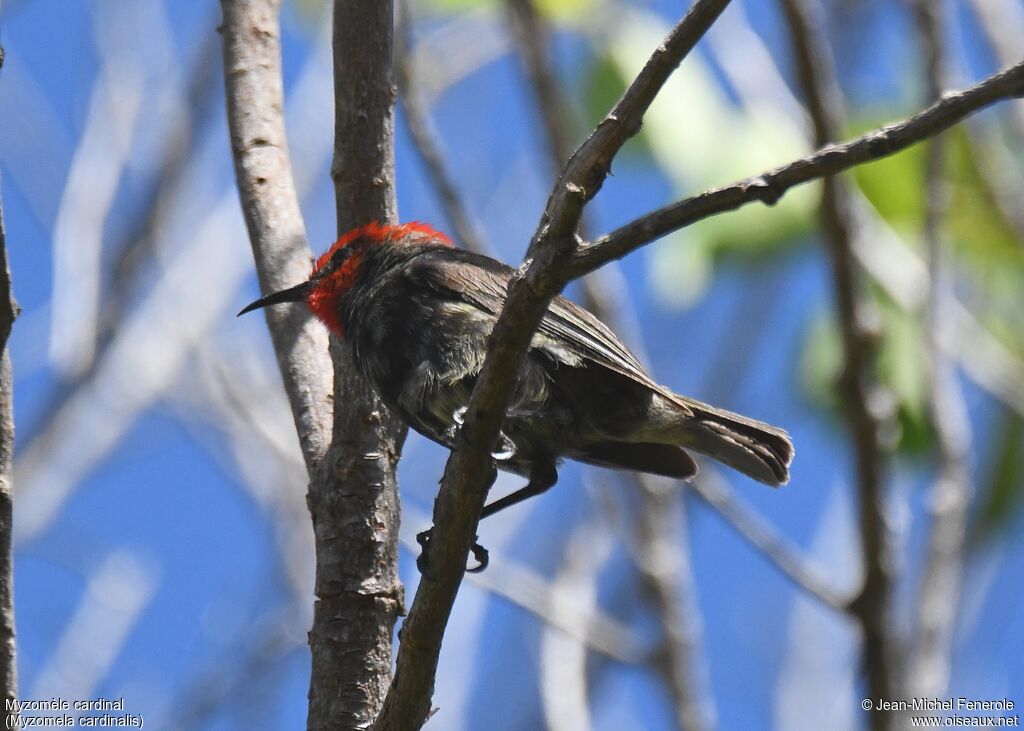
[801,123,1024,457]
[583,10,818,306]
[971,410,1024,546]
[421,0,593,21]
[854,125,1024,359]
[799,293,933,454]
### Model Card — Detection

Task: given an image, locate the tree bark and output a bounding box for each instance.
[0,174,20,723]
[306,2,407,729]
[220,1,404,727]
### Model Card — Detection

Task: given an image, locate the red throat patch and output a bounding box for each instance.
[305,221,454,337]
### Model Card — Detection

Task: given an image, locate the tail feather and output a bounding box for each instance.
[677,403,794,486]
[574,441,697,479]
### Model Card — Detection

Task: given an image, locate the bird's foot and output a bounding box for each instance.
[416,527,490,576]
[445,406,516,461]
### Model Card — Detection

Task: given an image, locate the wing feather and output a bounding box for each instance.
[413,248,678,403]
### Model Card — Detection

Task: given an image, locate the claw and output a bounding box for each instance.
[415,527,490,575]
[445,406,516,460]
[467,538,489,572]
[490,431,516,461]
[416,528,435,576]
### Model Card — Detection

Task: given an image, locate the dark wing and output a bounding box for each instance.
[414,248,686,409]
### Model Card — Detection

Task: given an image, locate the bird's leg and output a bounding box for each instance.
[479,461,558,519]
[416,462,499,577]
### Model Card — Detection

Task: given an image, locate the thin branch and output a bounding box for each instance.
[376,2,734,728]
[703,11,1024,419]
[504,0,575,170]
[0,174,20,722]
[908,0,974,697]
[968,0,1024,139]
[571,59,1024,278]
[690,471,851,612]
[221,0,332,475]
[395,0,488,255]
[632,476,716,731]
[503,4,715,726]
[776,0,901,721]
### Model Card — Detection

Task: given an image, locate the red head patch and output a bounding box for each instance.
[306,222,453,336]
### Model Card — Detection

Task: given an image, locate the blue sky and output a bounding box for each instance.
[2,0,1022,728]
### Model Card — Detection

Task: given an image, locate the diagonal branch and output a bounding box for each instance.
[690,471,850,612]
[571,58,1024,278]
[378,3,1024,727]
[375,2,734,728]
[504,3,713,727]
[395,0,488,255]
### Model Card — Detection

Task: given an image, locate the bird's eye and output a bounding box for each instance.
[329,246,353,271]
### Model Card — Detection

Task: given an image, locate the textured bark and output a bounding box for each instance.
[221,0,333,475]
[0,175,19,722]
[221,1,403,727]
[305,2,407,729]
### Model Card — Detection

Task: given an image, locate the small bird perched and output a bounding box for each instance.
[240,222,793,569]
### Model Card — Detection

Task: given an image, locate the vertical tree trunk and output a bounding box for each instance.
[0,176,20,723]
[306,2,407,729]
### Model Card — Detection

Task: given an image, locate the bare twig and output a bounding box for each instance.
[396,0,488,255]
[375,4,1024,726]
[691,471,851,612]
[571,59,1024,278]
[504,0,576,170]
[0,175,20,722]
[776,0,901,721]
[503,4,715,726]
[703,11,1024,419]
[632,477,715,731]
[376,3,734,728]
[908,0,974,697]
[968,0,1024,138]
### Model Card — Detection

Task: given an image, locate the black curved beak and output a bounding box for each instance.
[237,280,313,317]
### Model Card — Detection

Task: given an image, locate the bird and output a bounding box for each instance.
[239,222,794,570]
